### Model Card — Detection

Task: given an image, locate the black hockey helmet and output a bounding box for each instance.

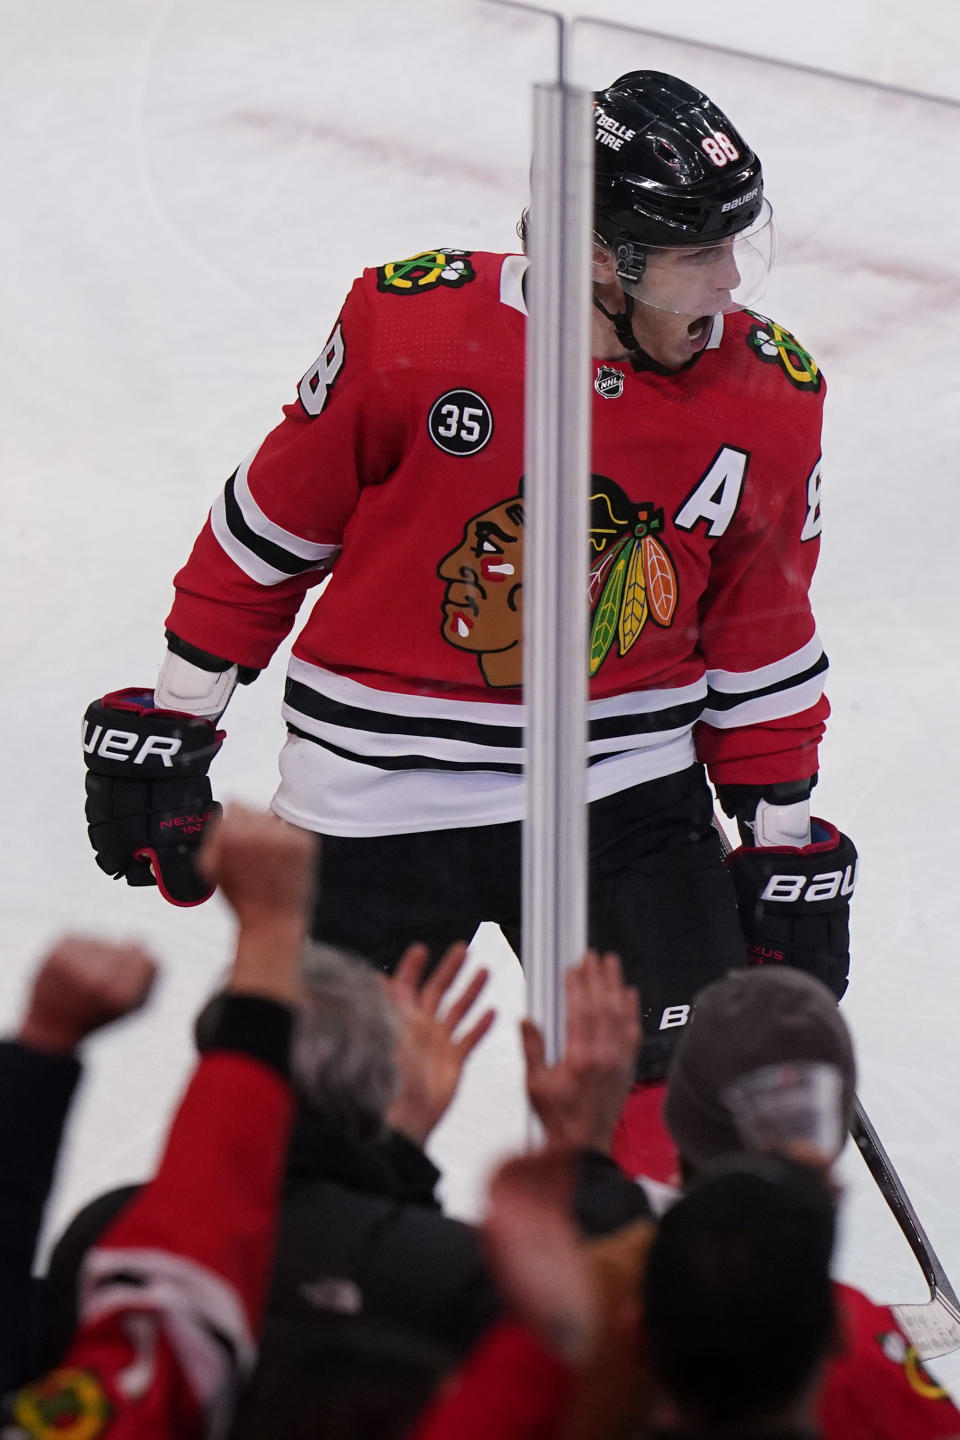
[594,71,766,290]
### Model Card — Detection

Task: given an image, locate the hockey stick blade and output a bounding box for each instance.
[710,812,960,1358]
[852,1098,960,1360]
[890,1294,960,1363]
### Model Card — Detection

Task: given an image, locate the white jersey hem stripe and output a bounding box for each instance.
[271,731,697,836]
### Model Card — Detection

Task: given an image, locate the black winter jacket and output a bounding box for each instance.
[37,1109,652,1371]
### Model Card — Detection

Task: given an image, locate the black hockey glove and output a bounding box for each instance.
[725,820,858,1000]
[83,689,224,906]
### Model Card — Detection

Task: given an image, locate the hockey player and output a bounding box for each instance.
[82,71,856,1083]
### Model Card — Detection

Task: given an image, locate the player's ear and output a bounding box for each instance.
[592,238,617,284]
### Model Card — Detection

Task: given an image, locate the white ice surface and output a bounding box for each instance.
[3,0,960,1394]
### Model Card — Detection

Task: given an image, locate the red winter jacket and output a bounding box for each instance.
[410,1320,573,1440]
[408,1283,960,1440]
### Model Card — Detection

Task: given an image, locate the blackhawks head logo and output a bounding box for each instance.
[436,475,679,690]
[438,493,525,688]
[588,476,678,676]
[377,249,475,295]
[746,314,822,391]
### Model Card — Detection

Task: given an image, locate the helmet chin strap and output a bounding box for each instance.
[592,291,646,372]
[592,290,709,378]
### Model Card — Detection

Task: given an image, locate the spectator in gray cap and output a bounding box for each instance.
[663,965,857,1185]
[641,965,960,1440]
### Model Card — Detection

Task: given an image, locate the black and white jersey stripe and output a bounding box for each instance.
[702,633,828,729]
[81,1245,256,1432]
[210,456,340,586]
[282,656,707,774]
[274,645,827,834]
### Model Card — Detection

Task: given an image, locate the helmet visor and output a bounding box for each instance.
[609,198,777,316]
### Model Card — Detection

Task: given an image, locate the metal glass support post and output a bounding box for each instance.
[522,80,594,1064]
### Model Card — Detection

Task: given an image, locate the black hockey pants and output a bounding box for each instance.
[311,763,746,1080]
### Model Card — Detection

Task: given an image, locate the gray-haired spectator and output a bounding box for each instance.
[259,937,500,1353]
[290,941,400,1140]
[39,937,499,1371]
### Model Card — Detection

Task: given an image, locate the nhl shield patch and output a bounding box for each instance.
[594,365,624,399]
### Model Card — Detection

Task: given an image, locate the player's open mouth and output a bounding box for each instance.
[687,316,711,346]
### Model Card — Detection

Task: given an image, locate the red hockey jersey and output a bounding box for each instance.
[167,248,829,836]
[6,1051,292,1440]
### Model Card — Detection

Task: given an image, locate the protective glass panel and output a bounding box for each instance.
[4,5,960,1382]
[573,16,960,1383]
